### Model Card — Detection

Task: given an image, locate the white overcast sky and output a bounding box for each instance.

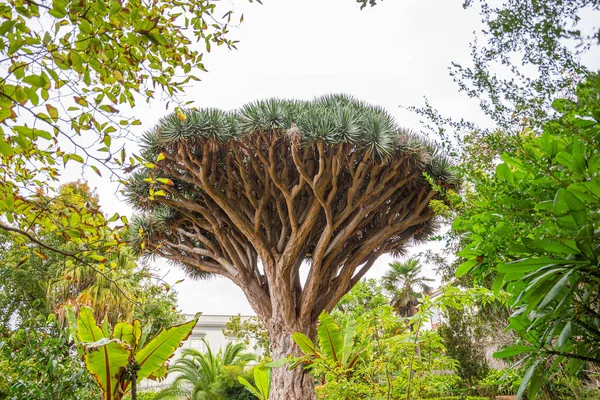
[63,0,596,316]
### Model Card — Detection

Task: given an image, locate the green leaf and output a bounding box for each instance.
[493,345,535,359]
[0,138,13,156]
[112,322,137,347]
[456,259,478,277]
[553,188,587,231]
[253,367,270,399]
[23,74,47,88]
[495,163,513,183]
[91,165,102,177]
[238,376,263,399]
[317,312,342,363]
[76,306,105,343]
[90,254,107,263]
[76,306,129,398]
[497,257,573,275]
[83,339,129,398]
[156,178,174,185]
[135,314,199,381]
[516,362,538,400]
[557,321,572,347]
[339,316,356,367]
[292,332,318,356]
[45,104,59,122]
[538,270,573,309]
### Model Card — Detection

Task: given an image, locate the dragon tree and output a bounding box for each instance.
[126,95,457,399]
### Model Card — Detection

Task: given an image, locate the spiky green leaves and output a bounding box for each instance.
[140,94,451,165]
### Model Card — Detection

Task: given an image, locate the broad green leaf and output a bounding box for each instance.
[495,163,513,183]
[238,376,263,399]
[112,322,136,347]
[553,188,587,231]
[77,306,105,343]
[292,332,318,356]
[135,315,198,381]
[339,316,356,367]
[456,259,478,277]
[557,321,572,347]
[83,340,129,399]
[493,345,535,359]
[253,367,270,399]
[317,312,342,363]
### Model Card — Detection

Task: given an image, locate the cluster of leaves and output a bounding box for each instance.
[438,307,489,385]
[153,338,257,400]
[454,75,600,398]
[68,306,199,400]
[136,95,455,168]
[0,312,98,400]
[0,181,184,332]
[0,0,242,310]
[455,0,598,130]
[412,0,599,157]
[291,306,458,400]
[223,315,270,357]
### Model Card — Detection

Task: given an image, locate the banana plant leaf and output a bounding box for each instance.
[135,317,198,381]
[317,312,343,363]
[68,306,199,400]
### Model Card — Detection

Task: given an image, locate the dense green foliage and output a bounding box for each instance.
[154,339,256,400]
[134,95,455,164]
[0,0,240,269]
[68,306,198,400]
[292,306,458,399]
[438,308,489,385]
[454,75,600,397]
[382,258,434,318]
[223,315,270,357]
[0,312,97,400]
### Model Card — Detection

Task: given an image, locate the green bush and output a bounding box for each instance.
[476,368,521,397]
[539,374,600,400]
[415,373,464,398]
[417,397,488,400]
[211,365,256,400]
[123,391,158,400]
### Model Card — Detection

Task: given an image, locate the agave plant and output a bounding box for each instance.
[153,339,256,400]
[67,306,199,400]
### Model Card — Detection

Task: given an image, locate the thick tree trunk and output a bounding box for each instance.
[268,320,316,400]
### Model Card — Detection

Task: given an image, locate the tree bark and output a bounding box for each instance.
[268,319,316,400]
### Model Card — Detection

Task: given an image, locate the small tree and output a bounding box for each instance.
[127,95,457,399]
[438,307,489,386]
[382,258,434,318]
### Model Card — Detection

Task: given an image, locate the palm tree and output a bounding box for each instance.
[47,247,140,325]
[381,258,434,318]
[154,339,256,400]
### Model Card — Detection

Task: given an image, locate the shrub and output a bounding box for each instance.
[539,374,600,400]
[417,397,488,400]
[212,365,257,400]
[123,391,158,400]
[415,373,464,398]
[476,368,521,397]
